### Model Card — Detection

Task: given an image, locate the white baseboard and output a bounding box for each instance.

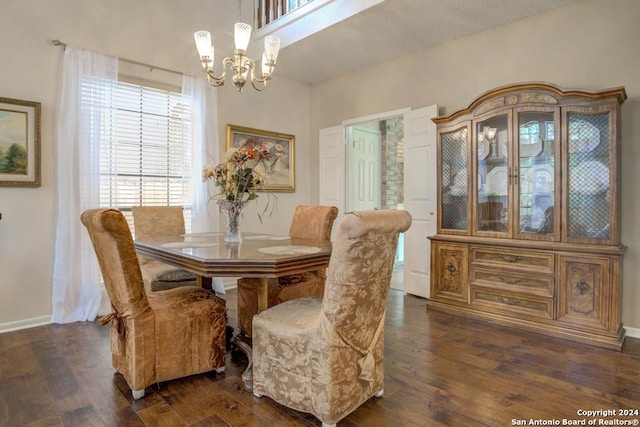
[624,326,640,339]
[0,315,52,334]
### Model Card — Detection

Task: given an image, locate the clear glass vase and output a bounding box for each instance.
[217,199,247,243]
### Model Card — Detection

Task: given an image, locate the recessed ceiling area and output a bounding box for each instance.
[274,0,578,85]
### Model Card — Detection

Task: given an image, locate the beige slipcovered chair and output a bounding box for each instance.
[252,210,412,427]
[131,206,198,292]
[236,205,338,336]
[81,208,227,399]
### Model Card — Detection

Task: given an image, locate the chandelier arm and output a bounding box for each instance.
[222,56,236,70]
[253,72,272,83]
[242,57,255,75]
[251,79,268,91]
[204,66,226,86]
[251,66,268,91]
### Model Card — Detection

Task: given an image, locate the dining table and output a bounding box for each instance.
[133,231,333,388]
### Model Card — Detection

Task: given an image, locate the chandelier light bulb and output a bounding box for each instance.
[234,23,252,51]
[194,31,213,62]
[264,35,281,63]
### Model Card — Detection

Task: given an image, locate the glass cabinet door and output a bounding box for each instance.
[439,126,469,232]
[565,108,613,243]
[515,110,558,239]
[475,115,509,234]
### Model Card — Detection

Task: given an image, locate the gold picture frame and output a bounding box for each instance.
[226,124,295,192]
[0,97,41,187]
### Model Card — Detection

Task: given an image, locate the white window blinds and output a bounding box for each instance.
[98,80,194,232]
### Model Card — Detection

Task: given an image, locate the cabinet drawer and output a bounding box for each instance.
[470,286,553,320]
[470,246,555,274]
[470,268,554,298]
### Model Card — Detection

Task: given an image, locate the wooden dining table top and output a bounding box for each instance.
[133,232,333,279]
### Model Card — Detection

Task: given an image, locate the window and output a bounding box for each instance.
[98,79,193,234]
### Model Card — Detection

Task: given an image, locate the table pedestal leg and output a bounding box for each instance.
[257,277,268,312]
[197,275,212,290]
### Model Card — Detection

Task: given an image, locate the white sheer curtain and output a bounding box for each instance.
[182,74,225,294]
[182,74,220,232]
[52,46,118,323]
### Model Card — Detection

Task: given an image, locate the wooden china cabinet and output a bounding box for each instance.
[428,82,627,350]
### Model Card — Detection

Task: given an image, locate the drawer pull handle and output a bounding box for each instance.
[447,264,457,274]
[576,279,590,295]
[498,296,522,306]
[499,277,522,285]
[497,255,523,263]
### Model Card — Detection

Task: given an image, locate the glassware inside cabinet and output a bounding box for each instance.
[517,112,556,236]
[440,127,468,231]
[567,112,611,240]
[476,115,508,232]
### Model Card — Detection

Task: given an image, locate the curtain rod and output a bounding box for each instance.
[51,39,184,77]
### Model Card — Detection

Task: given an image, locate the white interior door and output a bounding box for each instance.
[347,125,381,211]
[319,125,345,240]
[403,105,438,298]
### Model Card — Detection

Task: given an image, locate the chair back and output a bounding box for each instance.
[81,209,150,317]
[132,206,186,240]
[321,210,411,350]
[288,205,339,241]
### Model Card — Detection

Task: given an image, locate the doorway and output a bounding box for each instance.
[346,116,405,290]
[319,104,438,298]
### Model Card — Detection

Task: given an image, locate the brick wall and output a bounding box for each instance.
[381,117,404,209]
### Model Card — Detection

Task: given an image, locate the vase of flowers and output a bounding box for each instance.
[216,199,247,242]
[203,146,276,242]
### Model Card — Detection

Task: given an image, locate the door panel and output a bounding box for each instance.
[404,105,438,298]
[319,125,345,240]
[348,126,381,211]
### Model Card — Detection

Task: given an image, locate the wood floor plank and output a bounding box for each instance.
[189,413,230,427]
[214,375,315,427]
[59,404,104,427]
[1,289,639,427]
[23,416,64,427]
[136,401,188,427]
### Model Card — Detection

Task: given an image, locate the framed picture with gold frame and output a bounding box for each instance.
[226,124,295,192]
[0,97,41,187]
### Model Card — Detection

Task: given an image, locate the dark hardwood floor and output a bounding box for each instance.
[1,288,639,427]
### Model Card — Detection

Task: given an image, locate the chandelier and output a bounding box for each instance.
[193,1,281,92]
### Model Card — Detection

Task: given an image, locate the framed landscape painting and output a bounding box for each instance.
[0,97,41,186]
[226,124,295,192]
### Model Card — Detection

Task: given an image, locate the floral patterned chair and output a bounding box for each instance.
[81,208,227,399]
[252,209,411,427]
[131,206,198,292]
[236,205,338,336]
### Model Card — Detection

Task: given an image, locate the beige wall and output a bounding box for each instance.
[0,0,311,328]
[309,0,640,331]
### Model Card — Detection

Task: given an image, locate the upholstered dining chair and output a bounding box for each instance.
[131,206,198,292]
[236,205,339,337]
[81,208,227,399]
[252,209,411,427]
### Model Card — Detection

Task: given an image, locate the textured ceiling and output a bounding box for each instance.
[275,0,578,85]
